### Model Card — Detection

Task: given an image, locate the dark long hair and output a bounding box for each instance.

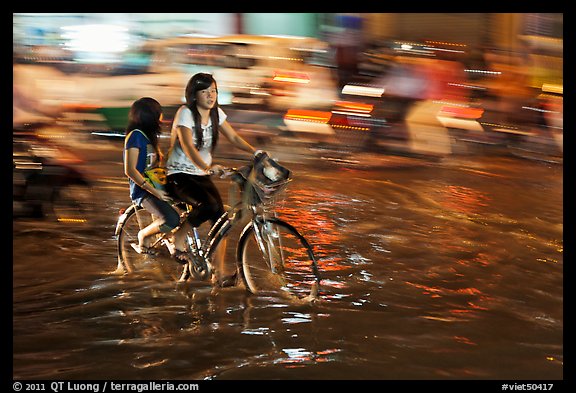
[184,72,220,152]
[126,97,163,150]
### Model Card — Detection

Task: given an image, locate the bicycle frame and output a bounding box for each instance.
[200,201,254,265]
[115,159,318,291]
[189,193,285,275]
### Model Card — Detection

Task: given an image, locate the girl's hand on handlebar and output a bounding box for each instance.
[208,164,224,177]
[208,164,234,179]
[220,167,235,178]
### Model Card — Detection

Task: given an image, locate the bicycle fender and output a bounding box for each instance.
[236,221,256,266]
[114,204,140,236]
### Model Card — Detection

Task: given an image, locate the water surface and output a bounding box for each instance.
[13,154,563,380]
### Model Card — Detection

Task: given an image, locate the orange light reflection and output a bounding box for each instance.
[333,101,374,114]
[284,109,331,123]
[273,70,310,84]
[275,188,350,275]
[438,185,490,215]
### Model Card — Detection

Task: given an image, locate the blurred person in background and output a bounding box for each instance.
[123,97,180,258]
[13,64,62,129]
[165,72,258,283]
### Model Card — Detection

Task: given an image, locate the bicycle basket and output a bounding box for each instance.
[235,152,291,206]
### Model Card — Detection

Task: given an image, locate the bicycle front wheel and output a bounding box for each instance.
[237,218,320,300]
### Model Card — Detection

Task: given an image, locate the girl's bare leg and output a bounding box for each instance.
[172,221,191,252]
[213,238,226,280]
[137,219,164,248]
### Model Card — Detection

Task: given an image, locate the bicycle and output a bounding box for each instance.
[114,152,321,301]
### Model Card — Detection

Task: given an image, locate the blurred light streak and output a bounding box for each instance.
[284,109,331,123]
[424,46,465,54]
[61,24,129,55]
[330,110,371,119]
[438,105,484,119]
[453,336,478,346]
[464,69,502,75]
[341,84,384,97]
[541,83,563,94]
[447,82,486,91]
[248,87,270,96]
[333,101,373,115]
[61,102,102,111]
[269,56,304,62]
[273,71,310,84]
[404,281,443,296]
[57,217,88,224]
[405,281,487,303]
[13,161,42,170]
[522,106,557,114]
[329,119,370,132]
[436,117,483,132]
[393,47,435,56]
[424,40,467,48]
[466,302,490,311]
[479,122,520,131]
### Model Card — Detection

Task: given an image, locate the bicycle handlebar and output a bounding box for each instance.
[208,166,237,179]
[212,151,291,191]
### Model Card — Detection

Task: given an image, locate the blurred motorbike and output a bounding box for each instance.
[13,122,95,222]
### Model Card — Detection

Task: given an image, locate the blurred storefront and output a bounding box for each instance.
[360,13,563,89]
[13,13,320,46]
[14,13,562,56]
[13,12,562,154]
[364,13,489,46]
[13,13,563,95]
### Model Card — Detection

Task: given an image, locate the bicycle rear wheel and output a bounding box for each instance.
[237,218,320,300]
[116,205,153,273]
[116,205,197,281]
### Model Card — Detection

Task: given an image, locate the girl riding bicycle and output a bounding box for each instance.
[123,97,180,259]
[165,72,259,280]
[116,92,320,298]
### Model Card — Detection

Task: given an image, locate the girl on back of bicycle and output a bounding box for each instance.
[165,73,258,278]
[124,97,180,255]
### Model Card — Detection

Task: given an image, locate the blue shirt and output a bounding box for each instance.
[124,129,158,205]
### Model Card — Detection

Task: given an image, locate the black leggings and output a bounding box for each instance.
[166,173,225,228]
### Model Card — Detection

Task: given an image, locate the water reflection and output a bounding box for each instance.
[438,185,490,214]
[13,156,562,380]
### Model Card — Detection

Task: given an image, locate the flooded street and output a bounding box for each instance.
[13,152,563,381]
